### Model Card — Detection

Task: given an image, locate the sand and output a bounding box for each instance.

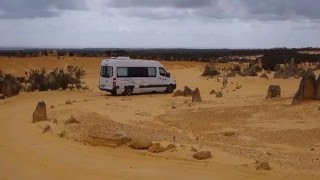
[0,56,320,179]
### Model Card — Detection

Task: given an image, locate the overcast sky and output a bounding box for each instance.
[0,0,319,48]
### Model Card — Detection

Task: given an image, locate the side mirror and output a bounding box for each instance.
[167,72,171,77]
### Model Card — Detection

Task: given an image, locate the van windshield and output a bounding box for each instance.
[100,66,113,78]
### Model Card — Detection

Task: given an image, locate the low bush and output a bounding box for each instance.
[202,62,220,77]
[24,66,86,91]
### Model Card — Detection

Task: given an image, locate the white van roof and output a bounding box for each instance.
[101,57,163,67]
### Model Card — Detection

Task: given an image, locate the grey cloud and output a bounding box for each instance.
[106,0,213,8]
[240,0,320,20]
[106,0,320,21]
[0,0,87,19]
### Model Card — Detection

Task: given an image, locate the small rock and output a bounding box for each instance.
[53,118,58,123]
[166,144,176,150]
[236,85,242,90]
[216,91,223,98]
[311,148,315,151]
[256,161,271,170]
[50,105,55,109]
[59,130,67,137]
[64,115,81,125]
[172,105,177,109]
[148,143,165,153]
[193,151,211,160]
[266,152,272,155]
[260,73,268,79]
[190,147,198,152]
[66,100,72,104]
[173,90,184,97]
[129,139,152,150]
[85,132,131,147]
[222,131,236,137]
[42,124,51,134]
[209,90,216,95]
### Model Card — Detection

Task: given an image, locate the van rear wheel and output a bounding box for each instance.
[124,87,133,96]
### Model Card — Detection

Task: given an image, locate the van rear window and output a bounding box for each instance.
[117,67,156,77]
[100,66,113,78]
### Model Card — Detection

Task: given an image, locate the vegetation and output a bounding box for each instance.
[1,48,319,64]
[202,62,220,77]
[23,66,86,92]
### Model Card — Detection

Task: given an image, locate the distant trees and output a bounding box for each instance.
[1,48,319,65]
[261,50,320,71]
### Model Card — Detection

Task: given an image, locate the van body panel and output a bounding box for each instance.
[99,58,176,95]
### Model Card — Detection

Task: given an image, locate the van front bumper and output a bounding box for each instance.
[99,85,119,92]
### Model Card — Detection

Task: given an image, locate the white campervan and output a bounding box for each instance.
[99,57,176,95]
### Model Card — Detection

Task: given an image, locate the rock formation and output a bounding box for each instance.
[129,139,152,150]
[260,73,268,79]
[256,161,271,170]
[216,91,223,98]
[266,85,281,98]
[64,115,81,125]
[148,143,164,153]
[32,101,48,123]
[192,88,202,102]
[292,73,317,105]
[193,151,211,160]
[42,124,51,134]
[0,73,21,98]
[85,132,131,147]
[209,89,216,95]
[173,86,193,97]
[316,75,320,100]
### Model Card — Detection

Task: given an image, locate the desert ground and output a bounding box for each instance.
[0,56,320,180]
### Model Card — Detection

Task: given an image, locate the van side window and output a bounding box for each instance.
[147,67,156,77]
[100,66,113,78]
[159,67,167,77]
[117,67,128,77]
[128,67,148,77]
[117,67,156,77]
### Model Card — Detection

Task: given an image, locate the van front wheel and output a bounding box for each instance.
[165,85,174,93]
[124,87,133,96]
[111,90,117,96]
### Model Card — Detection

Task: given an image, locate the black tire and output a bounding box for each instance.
[165,85,174,93]
[111,90,117,96]
[124,87,133,96]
